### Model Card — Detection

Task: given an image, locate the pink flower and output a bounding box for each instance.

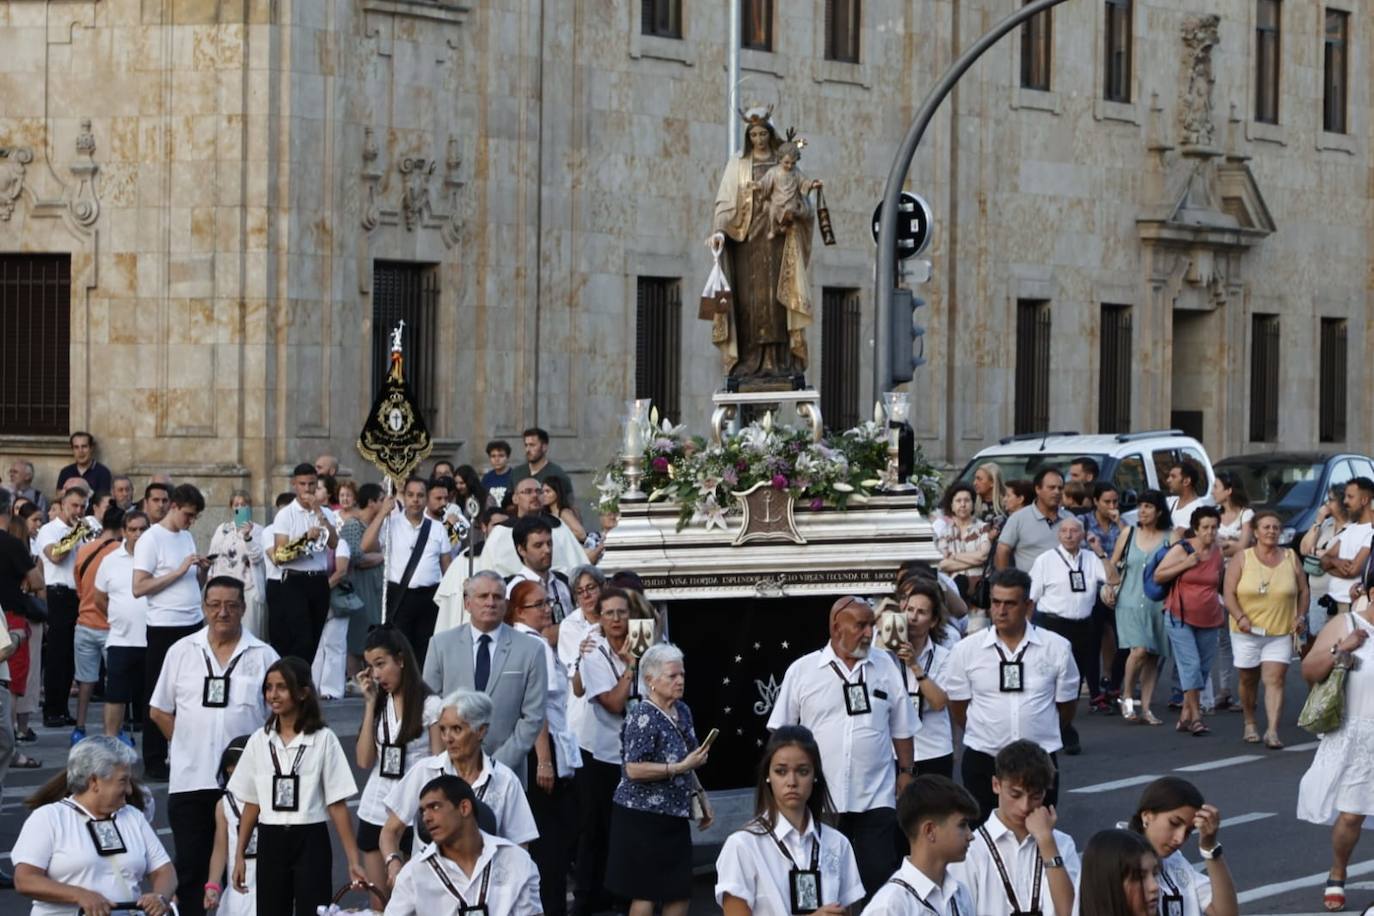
[652,456,670,472]
[771,474,788,490]
[809,497,824,510]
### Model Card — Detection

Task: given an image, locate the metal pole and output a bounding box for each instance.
[873,0,1073,397]
[727,0,741,157]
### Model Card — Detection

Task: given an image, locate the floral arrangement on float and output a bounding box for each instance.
[595,398,943,532]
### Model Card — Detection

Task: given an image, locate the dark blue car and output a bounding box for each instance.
[1212,451,1374,546]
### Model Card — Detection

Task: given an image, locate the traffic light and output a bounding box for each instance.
[888,286,927,385]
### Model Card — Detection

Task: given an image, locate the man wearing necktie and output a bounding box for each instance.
[424,570,547,788]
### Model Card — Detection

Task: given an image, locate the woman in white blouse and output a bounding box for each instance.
[207,491,268,639]
[933,483,990,597]
[13,736,176,916]
[715,725,864,915]
[352,627,441,890]
[1127,777,1238,916]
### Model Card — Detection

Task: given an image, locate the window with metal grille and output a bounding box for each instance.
[1014,300,1051,435]
[1249,313,1280,442]
[1099,304,1132,433]
[641,0,682,38]
[1320,317,1348,442]
[635,277,682,423]
[1021,2,1053,91]
[1255,0,1281,124]
[0,254,70,436]
[1104,0,1133,103]
[1324,9,1348,133]
[825,0,860,63]
[371,261,439,431]
[820,288,861,432]
[742,0,772,51]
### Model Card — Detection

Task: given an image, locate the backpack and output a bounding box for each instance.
[1141,538,1193,603]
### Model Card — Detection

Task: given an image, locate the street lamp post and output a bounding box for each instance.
[872,0,1075,397]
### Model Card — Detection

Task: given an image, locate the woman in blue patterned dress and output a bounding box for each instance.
[605,643,714,915]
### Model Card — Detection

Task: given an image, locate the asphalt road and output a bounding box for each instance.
[0,676,1352,916]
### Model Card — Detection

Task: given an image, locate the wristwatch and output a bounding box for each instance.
[1199,843,1222,860]
[901,764,919,776]
[1044,855,1065,869]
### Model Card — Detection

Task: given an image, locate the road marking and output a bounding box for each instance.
[1220,811,1275,828]
[1283,740,1320,752]
[1069,774,1162,794]
[1173,754,1263,772]
[1238,856,1374,904]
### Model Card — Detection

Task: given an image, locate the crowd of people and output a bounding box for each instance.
[0,434,1371,915]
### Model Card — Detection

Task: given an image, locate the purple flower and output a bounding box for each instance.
[736,459,749,472]
[809,497,824,510]
[652,456,669,472]
[771,474,788,490]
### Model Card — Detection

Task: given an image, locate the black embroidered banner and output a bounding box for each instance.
[356,326,432,483]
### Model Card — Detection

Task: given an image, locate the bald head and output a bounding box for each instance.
[512,477,543,517]
[314,454,339,478]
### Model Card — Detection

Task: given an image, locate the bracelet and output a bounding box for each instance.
[385,852,404,866]
[916,673,928,682]
[204,883,222,894]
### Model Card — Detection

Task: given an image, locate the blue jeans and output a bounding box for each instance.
[1164,615,1219,692]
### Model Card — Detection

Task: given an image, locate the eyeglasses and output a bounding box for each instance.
[519,599,554,610]
[574,585,600,597]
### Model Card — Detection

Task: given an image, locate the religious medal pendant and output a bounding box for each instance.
[460,907,489,916]
[842,681,871,716]
[1068,571,1086,593]
[380,742,406,779]
[203,675,230,708]
[87,819,128,856]
[789,868,822,914]
[1259,580,1269,595]
[272,774,300,812]
[1163,895,1184,916]
[1000,661,1025,693]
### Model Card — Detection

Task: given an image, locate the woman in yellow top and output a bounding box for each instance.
[1222,511,1308,749]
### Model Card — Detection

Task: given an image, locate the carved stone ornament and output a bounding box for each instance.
[1178,14,1220,149]
[731,481,806,546]
[360,127,382,231]
[69,118,101,228]
[0,147,33,222]
[399,156,435,231]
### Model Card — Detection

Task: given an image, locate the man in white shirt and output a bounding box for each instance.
[1028,516,1105,755]
[362,475,451,665]
[132,483,208,780]
[768,595,921,898]
[35,487,93,728]
[385,774,541,916]
[94,509,151,743]
[949,740,1079,916]
[864,775,978,916]
[943,568,1080,825]
[1325,477,1374,614]
[505,516,574,624]
[270,463,339,663]
[148,576,278,916]
[1167,462,1215,537]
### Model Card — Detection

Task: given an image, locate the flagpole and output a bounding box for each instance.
[379,475,394,623]
[727,0,740,157]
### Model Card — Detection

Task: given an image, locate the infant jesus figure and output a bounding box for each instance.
[759,139,821,240]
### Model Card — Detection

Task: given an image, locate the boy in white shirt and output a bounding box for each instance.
[949,740,1080,916]
[864,775,977,916]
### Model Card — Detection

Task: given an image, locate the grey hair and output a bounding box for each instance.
[68,736,138,791]
[639,642,685,689]
[462,569,507,598]
[569,565,605,590]
[442,689,494,730]
[1059,515,1085,532]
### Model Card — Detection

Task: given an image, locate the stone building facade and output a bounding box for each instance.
[0,0,1367,508]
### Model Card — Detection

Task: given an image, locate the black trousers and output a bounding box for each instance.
[571,749,621,916]
[528,747,576,916]
[142,622,203,775]
[41,586,78,719]
[256,822,332,916]
[271,572,329,662]
[1034,611,1093,748]
[961,747,1059,828]
[836,807,900,901]
[169,789,222,916]
[916,754,955,778]
[391,585,438,668]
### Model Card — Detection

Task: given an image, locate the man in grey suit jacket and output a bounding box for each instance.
[424,569,547,786]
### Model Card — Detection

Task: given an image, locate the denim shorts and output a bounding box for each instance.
[1164,615,1219,692]
[73,625,109,684]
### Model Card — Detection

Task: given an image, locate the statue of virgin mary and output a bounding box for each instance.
[708,106,820,383]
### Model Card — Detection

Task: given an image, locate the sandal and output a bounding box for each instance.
[1190,720,1211,736]
[1119,697,1138,722]
[1264,732,1285,750]
[1176,718,1193,733]
[13,753,41,768]
[1244,723,1261,743]
[1141,710,1163,726]
[1324,876,1346,911]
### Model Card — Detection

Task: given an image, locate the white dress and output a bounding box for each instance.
[219,793,257,916]
[1298,613,1374,826]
